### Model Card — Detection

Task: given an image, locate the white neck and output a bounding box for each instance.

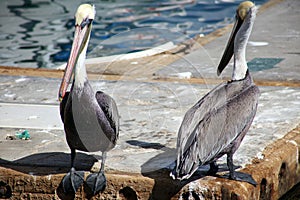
[74,37,90,89]
[233,45,248,81]
[74,50,88,88]
[232,6,256,81]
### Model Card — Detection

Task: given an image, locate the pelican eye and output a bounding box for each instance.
[80,18,93,29]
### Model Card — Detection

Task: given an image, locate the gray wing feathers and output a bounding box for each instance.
[176,83,227,176]
[176,82,259,177]
[176,131,200,179]
[95,91,120,139]
[177,83,227,151]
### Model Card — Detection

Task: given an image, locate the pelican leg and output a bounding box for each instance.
[227,153,236,180]
[86,152,107,195]
[225,153,257,186]
[62,149,85,194]
[207,161,218,175]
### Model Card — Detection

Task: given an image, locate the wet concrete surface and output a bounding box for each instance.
[0,75,300,174]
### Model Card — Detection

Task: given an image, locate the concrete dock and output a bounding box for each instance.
[0,0,299,199]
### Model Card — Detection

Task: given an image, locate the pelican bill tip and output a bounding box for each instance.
[58,94,63,102]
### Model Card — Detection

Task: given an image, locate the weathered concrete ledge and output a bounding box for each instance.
[0,125,299,199]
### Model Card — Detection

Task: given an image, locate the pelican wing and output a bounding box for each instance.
[96,91,120,141]
[175,76,259,179]
[175,82,227,178]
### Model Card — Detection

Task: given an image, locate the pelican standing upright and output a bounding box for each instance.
[171,1,259,183]
[58,4,119,195]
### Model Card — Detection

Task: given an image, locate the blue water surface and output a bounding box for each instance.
[0,0,267,68]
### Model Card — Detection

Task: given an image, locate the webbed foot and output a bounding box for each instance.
[221,171,257,186]
[61,168,85,194]
[85,171,106,196]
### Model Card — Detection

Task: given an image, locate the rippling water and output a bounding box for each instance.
[0,0,267,69]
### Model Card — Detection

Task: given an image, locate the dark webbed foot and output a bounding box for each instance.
[221,171,257,186]
[223,153,257,186]
[85,171,106,196]
[61,167,85,194]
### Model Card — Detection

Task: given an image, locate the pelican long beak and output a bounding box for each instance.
[58,22,91,101]
[217,15,243,76]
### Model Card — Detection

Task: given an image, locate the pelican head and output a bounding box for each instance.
[58,4,95,101]
[217,1,256,78]
[238,1,255,20]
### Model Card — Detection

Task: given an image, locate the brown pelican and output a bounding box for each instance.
[58,4,119,195]
[170,1,259,183]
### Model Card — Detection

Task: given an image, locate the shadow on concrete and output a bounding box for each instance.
[141,152,214,199]
[0,152,99,175]
[126,140,166,150]
[127,139,208,200]
[128,139,252,199]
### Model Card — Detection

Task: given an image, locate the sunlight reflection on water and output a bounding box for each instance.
[0,0,266,68]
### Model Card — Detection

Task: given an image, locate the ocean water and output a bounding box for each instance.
[0,0,267,69]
